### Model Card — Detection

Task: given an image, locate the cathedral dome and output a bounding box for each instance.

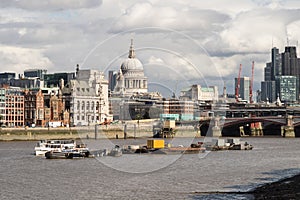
[121,58,143,71]
[120,39,144,71]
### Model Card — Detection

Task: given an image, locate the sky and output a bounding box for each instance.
[1,0,300,97]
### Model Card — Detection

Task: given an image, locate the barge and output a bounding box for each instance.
[205,138,253,151]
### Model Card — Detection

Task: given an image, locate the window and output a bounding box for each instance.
[87,102,90,111]
[77,101,80,110]
[82,102,85,110]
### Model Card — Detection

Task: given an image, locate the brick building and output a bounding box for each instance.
[5,87,24,127]
[24,89,44,127]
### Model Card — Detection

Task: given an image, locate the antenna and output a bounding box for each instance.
[172,80,179,99]
[272,37,273,48]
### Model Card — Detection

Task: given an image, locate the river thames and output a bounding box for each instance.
[1,137,300,199]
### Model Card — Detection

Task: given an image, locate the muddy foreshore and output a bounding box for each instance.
[249,173,300,199]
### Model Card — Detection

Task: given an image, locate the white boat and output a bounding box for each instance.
[108,145,122,157]
[34,140,76,156]
[45,147,90,159]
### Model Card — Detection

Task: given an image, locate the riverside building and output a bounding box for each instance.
[63,68,112,126]
[179,85,218,103]
[4,87,24,127]
[24,89,45,127]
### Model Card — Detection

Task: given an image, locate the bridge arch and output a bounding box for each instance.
[198,116,291,137]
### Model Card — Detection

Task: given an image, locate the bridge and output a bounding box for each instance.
[196,115,300,137]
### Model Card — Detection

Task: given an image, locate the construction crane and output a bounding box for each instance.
[235,64,242,102]
[249,61,254,103]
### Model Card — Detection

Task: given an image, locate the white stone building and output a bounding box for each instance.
[180,85,218,103]
[113,39,148,97]
[63,69,112,126]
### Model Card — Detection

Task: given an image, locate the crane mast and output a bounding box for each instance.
[235,64,242,102]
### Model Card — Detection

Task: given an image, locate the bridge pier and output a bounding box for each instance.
[250,122,263,136]
[282,115,295,137]
[212,117,222,137]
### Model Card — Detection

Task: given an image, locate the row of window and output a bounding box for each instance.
[76,101,101,111]
[77,88,90,93]
[6,97,24,102]
[6,110,23,114]
[76,115,95,121]
[6,103,24,108]
[5,122,24,127]
[6,116,24,121]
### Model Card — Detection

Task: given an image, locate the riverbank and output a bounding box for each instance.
[0,125,200,140]
[250,173,300,199]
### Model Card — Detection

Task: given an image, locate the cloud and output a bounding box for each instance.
[1,0,300,96]
[147,56,164,65]
[0,45,53,73]
[110,2,230,33]
[216,8,300,53]
[0,0,102,11]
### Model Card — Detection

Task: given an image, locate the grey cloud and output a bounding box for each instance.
[109,3,230,33]
[203,8,300,58]
[0,0,102,11]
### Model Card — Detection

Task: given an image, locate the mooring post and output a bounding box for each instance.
[124,123,127,139]
[95,124,98,140]
[134,124,136,139]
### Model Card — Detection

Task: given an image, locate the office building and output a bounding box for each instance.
[235,77,251,102]
[108,70,117,93]
[275,76,298,103]
[261,46,300,103]
[0,72,16,86]
[24,69,47,79]
[44,72,75,88]
[261,81,276,103]
[271,47,282,80]
[10,77,44,89]
[179,85,218,103]
[4,87,24,127]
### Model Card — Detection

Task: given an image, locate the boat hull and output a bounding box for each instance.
[45,151,90,159]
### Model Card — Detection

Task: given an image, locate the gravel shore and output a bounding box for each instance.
[250,173,300,199]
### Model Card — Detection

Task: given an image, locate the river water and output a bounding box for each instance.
[1,137,300,199]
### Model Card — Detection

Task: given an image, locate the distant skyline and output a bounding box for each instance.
[1,0,300,97]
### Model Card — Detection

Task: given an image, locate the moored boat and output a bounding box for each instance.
[204,138,253,151]
[34,140,75,156]
[108,145,122,157]
[45,149,90,159]
[44,143,90,159]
